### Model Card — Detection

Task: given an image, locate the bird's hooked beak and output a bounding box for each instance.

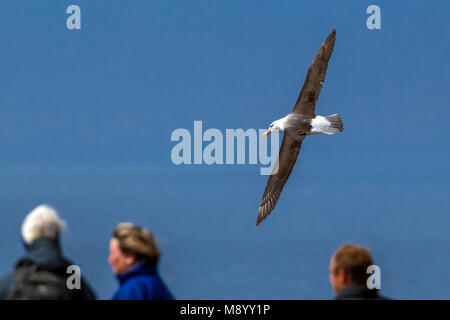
[262,128,271,136]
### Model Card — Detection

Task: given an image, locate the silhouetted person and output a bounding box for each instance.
[108,223,174,300]
[329,243,388,300]
[0,205,96,300]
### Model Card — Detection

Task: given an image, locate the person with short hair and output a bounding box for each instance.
[329,243,388,300]
[109,223,174,300]
[0,205,96,300]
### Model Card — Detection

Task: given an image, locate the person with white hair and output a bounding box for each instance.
[20,204,66,245]
[0,205,96,300]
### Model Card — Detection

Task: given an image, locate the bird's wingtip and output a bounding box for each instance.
[256,209,264,227]
[328,29,336,39]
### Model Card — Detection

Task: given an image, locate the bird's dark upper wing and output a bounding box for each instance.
[256,134,305,226]
[292,29,336,117]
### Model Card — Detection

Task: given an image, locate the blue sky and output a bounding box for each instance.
[0,1,449,299]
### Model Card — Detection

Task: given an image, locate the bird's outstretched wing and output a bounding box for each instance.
[256,134,305,226]
[292,29,336,117]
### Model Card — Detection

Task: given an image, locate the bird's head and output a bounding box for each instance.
[263,119,285,136]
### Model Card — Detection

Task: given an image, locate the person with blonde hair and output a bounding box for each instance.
[108,223,174,300]
[0,205,96,300]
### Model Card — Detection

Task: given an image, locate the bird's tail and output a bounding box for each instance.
[322,114,343,135]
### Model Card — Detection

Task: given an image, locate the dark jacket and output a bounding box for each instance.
[0,237,96,300]
[112,262,174,300]
[335,285,389,300]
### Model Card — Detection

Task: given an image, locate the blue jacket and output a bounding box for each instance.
[334,285,389,300]
[112,263,174,300]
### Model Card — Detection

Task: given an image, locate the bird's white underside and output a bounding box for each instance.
[310,115,331,133]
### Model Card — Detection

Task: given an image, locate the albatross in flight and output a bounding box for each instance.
[256,29,343,226]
